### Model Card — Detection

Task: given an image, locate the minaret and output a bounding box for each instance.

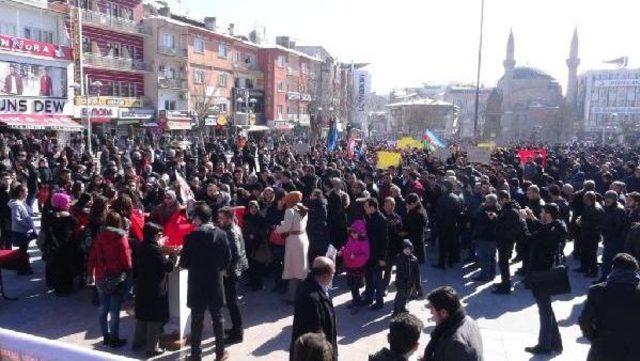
[503,29,515,75]
[566,28,580,109]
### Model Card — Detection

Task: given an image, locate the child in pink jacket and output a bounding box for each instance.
[340,220,370,312]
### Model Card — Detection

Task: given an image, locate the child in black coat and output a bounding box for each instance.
[393,239,422,316]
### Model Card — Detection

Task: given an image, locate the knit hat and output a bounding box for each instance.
[52,192,71,211]
[402,239,413,251]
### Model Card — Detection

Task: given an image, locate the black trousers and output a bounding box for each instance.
[224,276,243,336]
[364,263,385,304]
[534,293,562,349]
[190,305,225,359]
[581,236,600,272]
[497,242,514,286]
[437,231,460,267]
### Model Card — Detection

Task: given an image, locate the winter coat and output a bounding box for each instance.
[369,348,408,361]
[423,310,483,361]
[579,270,640,361]
[601,202,627,240]
[277,205,310,280]
[472,204,497,243]
[366,210,389,264]
[87,227,132,281]
[403,208,427,260]
[384,211,404,258]
[624,222,640,261]
[527,219,567,273]
[223,223,249,279]
[394,252,420,291]
[581,204,605,243]
[134,241,175,323]
[435,192,463,233]
[290,275,337,361]
[327,188,348,247]
[305,198,330,258]
[45,211,81,292]
[9,198,35,233]
[495,201,526,246]
[179,223,231,310]
[243,211,267,254]
[341,221,370,270]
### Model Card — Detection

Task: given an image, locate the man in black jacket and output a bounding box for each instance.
[434,181,463,269]
[423,286,483,361]
[579,253,640,361]
[579,191,605,278]
[363,198,389,310]
[597,191,628,283]
[217,207,248,345]
[290,256,337,361]
[180,204,231,361]
[493,191,526,294]
[369,313,423,361]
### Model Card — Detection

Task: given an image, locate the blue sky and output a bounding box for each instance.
[174,0,640,93]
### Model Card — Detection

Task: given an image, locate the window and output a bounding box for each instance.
[218,73,227,87]
[112,81,120,96]
[245,53,255,66]
[277,81,285,92]
[82,36,91,53]
[164,100,176,110]
[245,78,254,89]
[23,27,54,43]
[162,33,175,49]
[301,62,308,74]
[1,23,16,36]
[107,42,121,57]
[233,51,240,63]
[218,43,229,58]
[278,105,283,115]
[277,55,286,68]
[193,69,204,84]
[194,38,205,53]
[218,103,228,112]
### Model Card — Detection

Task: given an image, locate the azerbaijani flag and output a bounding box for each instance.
[422,129,445,148]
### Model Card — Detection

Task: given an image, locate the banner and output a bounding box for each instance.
[0,60,68,97]
[396,137,424,150]
[376,151,402,169]
[517,148,547,167]
[0,34,73,60]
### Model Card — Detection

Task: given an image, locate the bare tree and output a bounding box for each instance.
[191,77,220,136]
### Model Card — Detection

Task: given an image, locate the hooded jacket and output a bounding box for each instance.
[87,226,132,281]
[8,198,35,233]
[342,220,370,269]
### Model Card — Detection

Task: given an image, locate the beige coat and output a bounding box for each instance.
[276,205,309,280]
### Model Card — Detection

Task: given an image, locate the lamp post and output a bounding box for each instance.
[71,76,103,155]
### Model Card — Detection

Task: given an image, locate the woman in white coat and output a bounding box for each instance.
[276,191,309,302]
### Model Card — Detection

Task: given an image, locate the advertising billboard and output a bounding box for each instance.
[0,59,67,98]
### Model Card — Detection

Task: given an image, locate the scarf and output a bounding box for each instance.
[423,309,466,361]
[607,269,640,286]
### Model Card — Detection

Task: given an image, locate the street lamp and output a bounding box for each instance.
[70,77,103,155]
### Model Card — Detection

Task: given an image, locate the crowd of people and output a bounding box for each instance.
[1,130,640,361]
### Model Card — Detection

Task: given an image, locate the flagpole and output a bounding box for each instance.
[473,0,485,139]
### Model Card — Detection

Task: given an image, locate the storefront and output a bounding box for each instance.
[74,96,155,136]
[158,110,195,132]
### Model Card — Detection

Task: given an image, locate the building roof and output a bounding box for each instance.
[386,98,456,108]
[511,67,555,80]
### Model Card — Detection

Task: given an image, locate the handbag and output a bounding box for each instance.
[269,229,286,246]
[528,253,571,296]
[100,272,127,295]
[252,241,273,265]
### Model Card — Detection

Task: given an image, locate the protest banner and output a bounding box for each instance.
[376,151,402,169]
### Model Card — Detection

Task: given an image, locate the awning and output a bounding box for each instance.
[166,120,192,130]
[0,115,83,132]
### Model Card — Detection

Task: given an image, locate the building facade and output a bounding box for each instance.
[0,0,78,134]
[578,68,640,140]
[442,85,492,138]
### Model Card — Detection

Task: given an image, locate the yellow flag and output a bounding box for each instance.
[376,151,402,169]
[396,137,424,150]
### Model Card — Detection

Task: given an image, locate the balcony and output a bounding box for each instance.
[84,53,152,72]
[158,46,187,58]
[159,78,187,90]
[81,9,151,36]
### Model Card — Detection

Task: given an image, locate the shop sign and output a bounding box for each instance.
[75,106,118,118]
[204,115,217,126]
[0,35,73,60]
[75,96,144,108]
[119,108,154,119]
[0,97,68,114]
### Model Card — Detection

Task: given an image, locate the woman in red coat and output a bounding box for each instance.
[87,211,132,348]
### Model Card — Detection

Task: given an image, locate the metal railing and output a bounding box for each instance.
[159,78,187,90]
[158,46,188,57]
[81,9,151,35]
[84,53,152,72]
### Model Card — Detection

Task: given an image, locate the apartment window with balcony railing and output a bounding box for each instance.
[107,42,121,57]
[24,27,54,43]
[105,2,133,20]
[74,0,89,10]
[165,100,176,110]
[0,23,16,36]
[194,38,205,53]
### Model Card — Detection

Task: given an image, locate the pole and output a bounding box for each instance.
[473,0,485,139]
[85,74,92,155]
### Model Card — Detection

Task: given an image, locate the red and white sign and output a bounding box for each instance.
[165,120,192,130]
[0,35,73,60]
[0,114,82,131]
